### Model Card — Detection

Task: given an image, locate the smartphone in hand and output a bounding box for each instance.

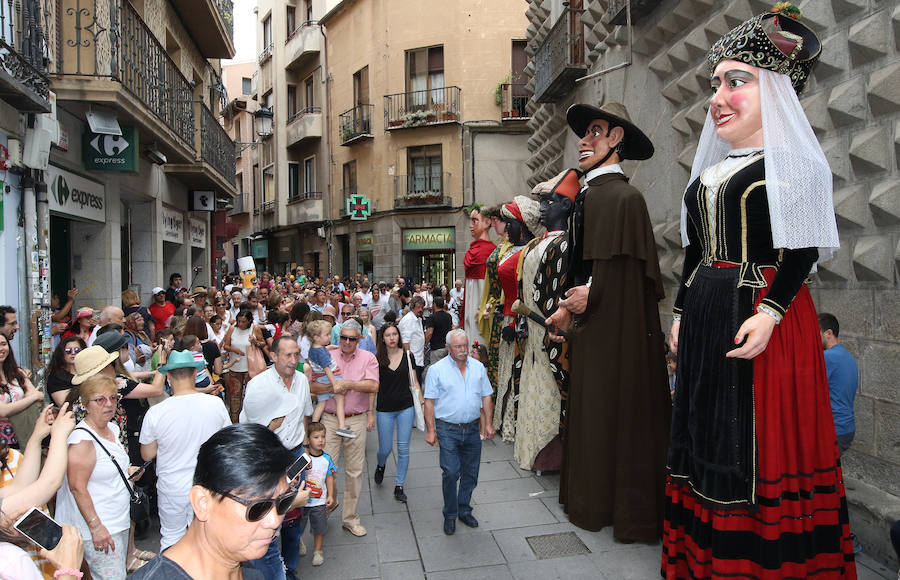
[14,507,63,551]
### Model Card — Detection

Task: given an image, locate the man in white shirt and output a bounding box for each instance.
[369,283,391,329]
[140,351,231,550]
[398,296,426,382]
[87,306,125,346]
[449,280,464,315]
[241,336,314,451]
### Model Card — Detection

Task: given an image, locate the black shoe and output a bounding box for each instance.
[374,464,385,485]
[443,519,456,535]
[394,485,407,502]
[458,514,479,528]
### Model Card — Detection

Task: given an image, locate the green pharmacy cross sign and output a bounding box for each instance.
[347,194,371,221]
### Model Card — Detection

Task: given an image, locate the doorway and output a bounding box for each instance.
[402,251,454,288]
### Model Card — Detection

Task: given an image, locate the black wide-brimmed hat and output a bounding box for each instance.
[566,102,654,161]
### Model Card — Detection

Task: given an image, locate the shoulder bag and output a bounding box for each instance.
[405,352,426,432]
[75,427,150,523]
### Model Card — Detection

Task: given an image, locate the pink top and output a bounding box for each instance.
[323,348,378,416]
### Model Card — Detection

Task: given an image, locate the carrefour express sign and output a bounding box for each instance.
[47,165,106,223]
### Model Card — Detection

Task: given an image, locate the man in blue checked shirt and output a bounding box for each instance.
[424,329,495,536]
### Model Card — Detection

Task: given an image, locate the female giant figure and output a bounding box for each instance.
[662,6,856,578]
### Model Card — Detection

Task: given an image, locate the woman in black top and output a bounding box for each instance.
[47,336,86,406]
[373,322,422,502]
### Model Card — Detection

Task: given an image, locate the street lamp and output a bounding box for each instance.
[235,107,275,154]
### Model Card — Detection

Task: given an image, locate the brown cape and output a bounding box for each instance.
[559,172,672,542]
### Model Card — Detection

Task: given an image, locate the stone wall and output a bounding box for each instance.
[524,0,900,557]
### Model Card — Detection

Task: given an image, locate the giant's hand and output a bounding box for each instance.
[669,320,680,355]
[545,306,572,343]
[725,312,777,360]
[557,285,589,315]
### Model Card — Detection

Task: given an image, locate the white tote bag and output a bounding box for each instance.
[406,351,426,431]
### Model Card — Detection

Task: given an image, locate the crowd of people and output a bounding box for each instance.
[2,4,899,580]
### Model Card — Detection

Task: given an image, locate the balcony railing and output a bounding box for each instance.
[287,106,321,125]
[393,173,452,208]
[286,20,318,43]
[258,42,273,64]
[214,0,234,41]
[288,190,322,203]
[254,200,275,215]
[339,104,373,145]
[228,192,249,216]
[339,186,357,216]
[534,8,586,103]
[384,86,460,131]
[0,0,49,111]
[499,84,530,120]
[200,103,236,185]
[55,0,195,149]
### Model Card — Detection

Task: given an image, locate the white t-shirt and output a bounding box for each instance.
[369,292,390,329]
[356,291,373,307]
[244,367,314,449]
[449,287,464,310]
[398,311,425,366]
[55,422,131,539]
[139,393,231,497]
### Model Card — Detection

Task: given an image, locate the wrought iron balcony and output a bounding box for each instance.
[258,43,273,64]
[339,186,356,216]
[533,8,586,103]
[255,200,275,215]
[200,103,236,186]
[384,86,460,131]
[54,0,195,150]
[393,173,452,209]
[171,0,234,58]
[499,84,530,120]
[287,190,322,203]
[0,0,50,112]
[339,104,373,145]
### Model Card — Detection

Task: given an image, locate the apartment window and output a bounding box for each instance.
[406,46,443,107]
[236,173,244,195]
[262,166,275,203]
[342,161,357,213]
[262,15,272,49]
[234,116,242,141]
[512,40,527,82]
[287,84,297,117]
[264,90,274,110]
[241,77,252,95]
[253,163,260,205]
[286,6,296,36]
[288,163,300,200]
[408,145,442,194]
[353,66,369,106]
[304,157,316,193]
[304,76,314,109]
[304,0,313,22]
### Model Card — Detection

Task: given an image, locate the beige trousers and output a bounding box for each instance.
[322,411,367,527]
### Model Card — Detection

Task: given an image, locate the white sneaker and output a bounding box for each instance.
[336,427,357,438]
[298,540,306,556]
[312,550,324,566]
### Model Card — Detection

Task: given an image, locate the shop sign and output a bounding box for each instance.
[347,194,371,220]
[189,218,206,248]
[162,207,184,244]
[402,227,455,251]
[47,165,106,223]
[82,125,138,171]
[252,239,269,259]
[356,232,374,251]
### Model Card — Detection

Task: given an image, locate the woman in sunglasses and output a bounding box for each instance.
[46,336,87,407]
[131,423,303,579]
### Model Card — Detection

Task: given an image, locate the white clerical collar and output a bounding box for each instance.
[583,164,624,184]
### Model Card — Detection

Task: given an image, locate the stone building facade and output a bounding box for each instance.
[524,0,900,565]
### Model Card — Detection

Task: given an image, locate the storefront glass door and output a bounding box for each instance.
[403,252,454,288]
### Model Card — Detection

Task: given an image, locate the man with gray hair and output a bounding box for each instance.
[88,305,125,346]
[424,329,495,535]
[310,318,379,538]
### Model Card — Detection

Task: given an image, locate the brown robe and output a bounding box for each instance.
[559,172,671,542]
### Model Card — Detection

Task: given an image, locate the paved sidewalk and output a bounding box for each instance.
[137,427,895,579]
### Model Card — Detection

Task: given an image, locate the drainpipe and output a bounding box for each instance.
[320,23,334,277]
[34,175,51,373]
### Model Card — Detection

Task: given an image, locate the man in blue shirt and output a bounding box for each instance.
[819,313,859,455]
[424,329,495,536]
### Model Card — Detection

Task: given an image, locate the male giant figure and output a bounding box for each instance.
[462,207,495,347]
[546,102,671,542]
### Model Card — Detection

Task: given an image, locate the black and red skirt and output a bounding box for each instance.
[662,265,856,579]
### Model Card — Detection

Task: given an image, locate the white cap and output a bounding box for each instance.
[239,379,299,427]
[151,287,165,295]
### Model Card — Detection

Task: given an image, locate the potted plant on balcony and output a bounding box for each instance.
[341,128,353,142]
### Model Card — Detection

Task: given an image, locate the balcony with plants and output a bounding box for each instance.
[497,83,530,121]
[339,104,373,145]
[393,173,452,209]
[384,86,460,130]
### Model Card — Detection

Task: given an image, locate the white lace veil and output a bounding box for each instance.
[680,67,839,265]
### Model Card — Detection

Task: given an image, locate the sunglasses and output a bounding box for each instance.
[64,347,82,355]
[218,488,298,522]
[339,335,359,342]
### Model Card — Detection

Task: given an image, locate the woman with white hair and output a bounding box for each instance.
[662,5,855,577]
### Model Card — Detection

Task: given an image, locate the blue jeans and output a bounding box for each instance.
[376,406,415,485]
[435,419,482,521]
[281,516,305,575]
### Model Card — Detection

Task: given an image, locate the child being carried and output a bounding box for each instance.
[305,320,355,438]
